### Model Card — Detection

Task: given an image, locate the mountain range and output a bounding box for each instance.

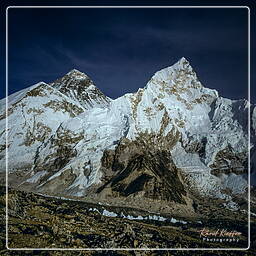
[0,57,254,214]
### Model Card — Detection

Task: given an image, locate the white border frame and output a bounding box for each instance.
[5,5,251,251]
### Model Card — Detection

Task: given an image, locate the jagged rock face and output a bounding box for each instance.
[0,58,255,207]
[209,146,247,175]
[97,139,186,204]
[33,125,84,175]
[50,69,110,109]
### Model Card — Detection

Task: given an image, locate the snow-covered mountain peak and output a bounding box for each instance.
[147,57,203,92]
[51,69,93,90]
[50,69,111,109]
[140,58,218,115]
[65,68,90,80]
[174,56,191,69]
[171,57,197,77]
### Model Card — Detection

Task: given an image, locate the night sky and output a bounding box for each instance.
[1,3,254,102]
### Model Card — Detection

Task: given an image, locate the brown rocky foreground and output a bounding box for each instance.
[0,186,255,256]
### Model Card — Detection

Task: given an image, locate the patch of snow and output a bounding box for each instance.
[26,171,48,183]
[102,209,118,217]
[223,201,239,211]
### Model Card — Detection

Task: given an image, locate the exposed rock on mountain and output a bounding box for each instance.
[0,58,254,213]
[50,69,111,109]
[0,71,109,175]
[97,145,186,204]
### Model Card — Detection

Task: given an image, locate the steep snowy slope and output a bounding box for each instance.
[25,57,253,203]
[0,82,84,173]
[0,70,110,175]
[32,107,129,196]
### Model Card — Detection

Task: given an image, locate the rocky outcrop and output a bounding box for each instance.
[50,69,111,109]
[97,137,186,204]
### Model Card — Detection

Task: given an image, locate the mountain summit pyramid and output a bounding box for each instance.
[50,69,110,109]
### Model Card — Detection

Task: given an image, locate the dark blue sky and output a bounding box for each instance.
[1,1,255,102]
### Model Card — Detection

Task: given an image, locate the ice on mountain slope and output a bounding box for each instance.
[122,58,217,138]
[26,170,48,183]
[252,107,256,135]
[115,58,248,166]
[29,57,253,199]
[0,83,41,114]
[220,173,248,194]
[0,69,114,174]
[34,103,130,196]
[0,81,86,172]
